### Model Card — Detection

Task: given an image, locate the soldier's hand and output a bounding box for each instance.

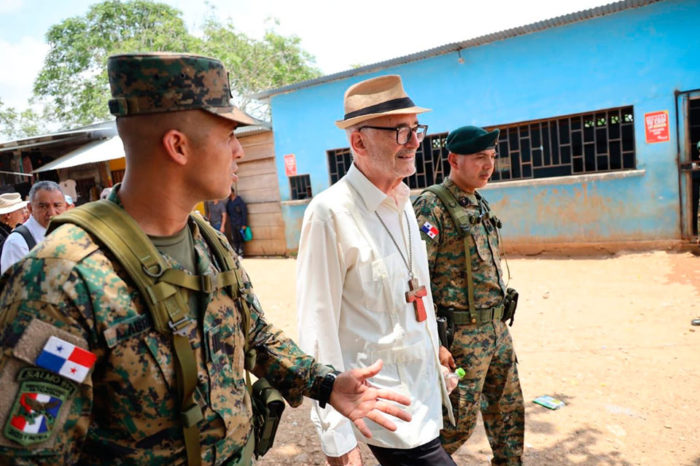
[329,359,411,438]
[439,345,455,370]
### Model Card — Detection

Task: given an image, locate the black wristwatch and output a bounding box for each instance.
[318,370,341,408]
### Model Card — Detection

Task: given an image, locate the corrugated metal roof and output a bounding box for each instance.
[254,0,664,100]
[0,121,116,153]
[235,122,272,137]
[0,119,271,154]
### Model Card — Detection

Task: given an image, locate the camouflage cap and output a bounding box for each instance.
[107,52,255,126]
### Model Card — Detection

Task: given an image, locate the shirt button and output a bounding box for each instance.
[471,318,476,324]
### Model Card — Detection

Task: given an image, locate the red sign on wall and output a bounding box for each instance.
[644,110,670,143]
[284,154,297,177]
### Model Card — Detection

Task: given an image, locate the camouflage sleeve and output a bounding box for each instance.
[0,259,97,464]
[236,262,330,408]
[413,192,443,275]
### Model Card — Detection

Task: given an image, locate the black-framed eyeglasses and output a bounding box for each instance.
[359,124,428,145]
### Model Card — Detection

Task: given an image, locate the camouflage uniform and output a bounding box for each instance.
[0,53,333,465]
[0,196,332,464]
[414,177,524,465]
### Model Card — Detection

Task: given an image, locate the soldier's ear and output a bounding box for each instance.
[161,129,189,166]
[447,152,460,169]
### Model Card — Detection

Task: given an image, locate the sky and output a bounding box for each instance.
[0,0,613,111]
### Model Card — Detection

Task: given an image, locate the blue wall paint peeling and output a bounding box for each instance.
[270,0,700,251]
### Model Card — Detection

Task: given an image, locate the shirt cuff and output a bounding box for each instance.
[311,404,358,457]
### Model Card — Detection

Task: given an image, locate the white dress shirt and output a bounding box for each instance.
[1,215,46,274]
[297,163,453,456]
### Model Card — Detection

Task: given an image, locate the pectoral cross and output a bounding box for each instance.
[406,278,427,322]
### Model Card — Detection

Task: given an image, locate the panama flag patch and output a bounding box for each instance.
[35,336,96,384]
[421,221,439,239]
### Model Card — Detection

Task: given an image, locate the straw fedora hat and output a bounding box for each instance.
[0,192,28,215]
[335,75,430,129]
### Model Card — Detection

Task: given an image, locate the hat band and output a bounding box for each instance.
[344,97,416,120]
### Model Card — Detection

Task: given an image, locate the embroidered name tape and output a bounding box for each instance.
[421,221,439,239]
[35,336,96,384]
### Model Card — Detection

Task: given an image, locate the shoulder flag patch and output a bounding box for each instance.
[420,221,439,239]
[35,336,96,384]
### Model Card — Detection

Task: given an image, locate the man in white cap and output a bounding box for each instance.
[297,75,456,465]
[0,180,66,274]
[0,192,29,254]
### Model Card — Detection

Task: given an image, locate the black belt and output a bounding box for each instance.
[439,303,505,326]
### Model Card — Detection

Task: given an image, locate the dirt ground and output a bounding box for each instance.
[241,250,700,466]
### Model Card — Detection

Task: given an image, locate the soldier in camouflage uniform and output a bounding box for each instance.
[414,125,524,465]
[0,53,411,465]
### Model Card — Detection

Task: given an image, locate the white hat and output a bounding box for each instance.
[0,192,28,215]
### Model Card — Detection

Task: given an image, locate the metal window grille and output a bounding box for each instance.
[405,132,449,189]
[326,132,449,187]
[325,106,636,187]
[327,147,353,185]
[290,174,312,200]
[490,106,636,181]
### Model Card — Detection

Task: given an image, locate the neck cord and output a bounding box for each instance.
[374,210,413,279]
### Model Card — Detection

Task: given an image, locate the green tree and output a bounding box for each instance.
[32,1,322,127]
[195,18,321,118]
[34,0,197,128]
[0,99,45,142]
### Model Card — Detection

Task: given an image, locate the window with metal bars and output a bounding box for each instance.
[326,132,449,187]
[325,106,636,188]
[490,106,636,181]
[290,174,312,200]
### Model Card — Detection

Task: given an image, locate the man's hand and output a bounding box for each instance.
[439,345,455,370]
[329,359,411,438]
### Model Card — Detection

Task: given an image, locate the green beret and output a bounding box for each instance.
[446,125,500,155]
[107,52,254,125]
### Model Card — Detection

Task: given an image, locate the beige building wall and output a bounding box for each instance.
[237,131,286,256]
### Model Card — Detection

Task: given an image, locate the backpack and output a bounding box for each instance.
[13,224,37,250]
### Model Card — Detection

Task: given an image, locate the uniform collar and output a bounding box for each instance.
[443,177,478,206]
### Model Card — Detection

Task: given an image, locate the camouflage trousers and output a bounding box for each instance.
[441,320,524,465]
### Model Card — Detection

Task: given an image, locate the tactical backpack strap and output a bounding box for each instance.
[190,214,250,351]
[13,224,37,250]
[49,201,204,465]
[191,214,263,461]
[422,185,477,324]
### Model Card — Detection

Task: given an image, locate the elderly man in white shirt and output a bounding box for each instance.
[0,180,66,274]
[297,75,456,466]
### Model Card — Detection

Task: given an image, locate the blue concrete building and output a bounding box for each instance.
[256,0,700,254]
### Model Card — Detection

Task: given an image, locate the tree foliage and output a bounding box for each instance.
[195,18,321,117]
[30,0,321,129]
[34,0,196,128]
[0,100,46,142]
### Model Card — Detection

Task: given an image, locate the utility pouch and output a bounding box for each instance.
[251,377,285,458]
[502,288,519,327]
[436,307,455,349]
